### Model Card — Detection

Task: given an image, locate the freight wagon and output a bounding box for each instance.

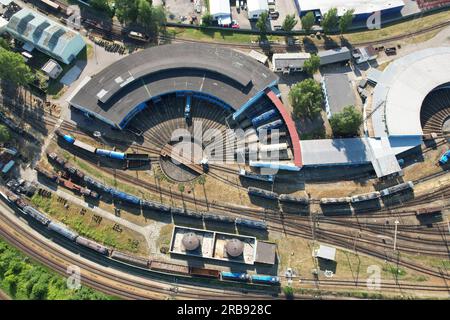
[239,169,274,182]
[149,261,190,275]
[235,218,267,230]
[111,251,149,268]
[247,187,279,200]
[76,236,109,255]
[221,271,249,282]
[23,206,51,225]
[202,212,236,224]
[140,200,171,213]
[189,267,221,278]
[250,274,280,285]
[278,193,309,204]
[320,197,352,204]
[350,191,381,203]
[35,166,59,182]
[379,181,414,197]
[48,221,79,241]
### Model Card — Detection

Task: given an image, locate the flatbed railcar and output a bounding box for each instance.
[235,218,267,230]
[415,207,443,216]
[278,193,309,204]
[320,197,352,205]
[250,274,280,285]
[48,221,79,241]
[221,271,249,282]
[111,251,149,268]
[73,139,97,154]
[23,206,51,225]
[379,181,414,197]
[149,260,190,275]
[75,236,109,255]
[189,267,220,278]
[350,191,381,203]
[247,187,279,200]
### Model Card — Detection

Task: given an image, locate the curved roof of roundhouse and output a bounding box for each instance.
[69,43,278,127]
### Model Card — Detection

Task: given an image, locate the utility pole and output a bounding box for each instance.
[393,220,399,251]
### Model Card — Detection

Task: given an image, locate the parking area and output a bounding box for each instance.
[269,0,301,31]
[165,0,204,23]
[231,0,253,30]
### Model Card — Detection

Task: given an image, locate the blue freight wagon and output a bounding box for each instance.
[63,134,75,144]
[221,272,249,282]
[250,274,280,285]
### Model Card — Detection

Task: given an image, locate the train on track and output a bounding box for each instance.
[248,187,279,200]
[0,190,278,286]
[55,130,149,163]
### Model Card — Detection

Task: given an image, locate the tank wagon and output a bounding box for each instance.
[278,193,309,204]
[23,206,51,225]
[202,212,236,224]
[350,191,381,203]
[48,221,79,241]
[235,218,267,230]
[379,181,414,197]
[320,197,352,205]
[247,187,279,200]
[141,199,171,213]
[249,274,280,285]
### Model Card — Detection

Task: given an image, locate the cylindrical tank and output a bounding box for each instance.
[95,149,111,157]
[225,238,244,257]
[110,151,125,160]
[63,135,75,144]
[182,232,200,251]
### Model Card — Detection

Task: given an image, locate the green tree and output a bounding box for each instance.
[137,0,153,27]
[115,0,139,25]
[256,11,268,35]
[282,14,298,32]
[321,7,339,33]
[339,9,354,34]
[90,0,114,18]
[301,12,315,33]
[0,38,9,50]
[289,79,324,119]
[0,48,34,86]
[303,54,321,75]
[0,125,11,144]
[201,13,213,26]
[151,5,167,33]
[329,105,363,137]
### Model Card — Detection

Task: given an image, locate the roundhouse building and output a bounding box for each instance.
[68,43,303,168]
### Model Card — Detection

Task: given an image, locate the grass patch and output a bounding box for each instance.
[30,193,148,255]
[156,224,174,253]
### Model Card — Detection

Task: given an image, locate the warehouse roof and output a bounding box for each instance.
[209,0,231,16]
[315,245,336,261]
[69,43,278,128]
[372,47,450,137]
[5,8,85,64]
[318,47,351,66]
[272,52,311,69]
[322,73,356,117]
[297,0,405,16]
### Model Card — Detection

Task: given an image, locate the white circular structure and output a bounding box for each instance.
[372,47,450,138]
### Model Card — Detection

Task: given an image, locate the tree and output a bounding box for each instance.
[90,0,114,18]
[301,12,315,33]
[151,5,167,33]
[339,9,354,34]
[201,13,213,26]
[256,11,268,35]
[137,0,153,28]
[321,7,339,33]
[0,125,11,144]
[289,79,324,119]
[0,38,9,50]
[282,14,298,32]
[329,105,363,137]
[115,0,139,25]
[303,54,321,75]
[0,48,34,86]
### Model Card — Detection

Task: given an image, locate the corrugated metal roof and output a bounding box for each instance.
[296,0,405,16]
[318,47,351,65]
[5,8,85,64]
[272,53,311,69]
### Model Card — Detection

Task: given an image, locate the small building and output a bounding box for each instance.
[272,52,311,74]
[209,0,232,26]
[353,45,378,64]
[318,47,351,66]
[322,73,356,118]
[3,8,85,64]
[314,245,336,261]
[248,50,268,65]
[247,0,269,20]
[41,59,63,79]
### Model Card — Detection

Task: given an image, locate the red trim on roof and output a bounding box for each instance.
[265,88,303,167]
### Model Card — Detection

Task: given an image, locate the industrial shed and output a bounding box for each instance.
[318,47,351,66]
[272,53,311,74]
[295,0,405,21]
[209,0,232,26]
[3,8,85,64]
[322,73,356,118]
[247,0,269,20]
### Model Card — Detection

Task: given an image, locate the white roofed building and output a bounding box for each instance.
[247,0,269,20]
[209,0,232,26]
[272,52,311,74]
